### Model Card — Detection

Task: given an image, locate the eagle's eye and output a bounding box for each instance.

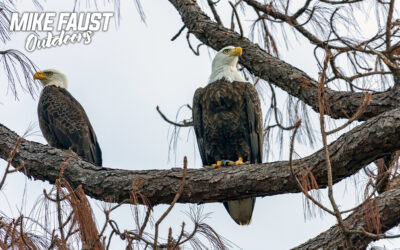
[222,49,230,54]
[44,71,54,76]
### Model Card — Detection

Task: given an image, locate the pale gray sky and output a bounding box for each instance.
[0,0,399,249]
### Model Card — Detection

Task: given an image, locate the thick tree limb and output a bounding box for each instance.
[167,0,398,120]
[293,186,400,249]
[2,107,400,205]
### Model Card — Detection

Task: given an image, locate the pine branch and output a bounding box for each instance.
[294,186,400,249]
[2,107,400,205]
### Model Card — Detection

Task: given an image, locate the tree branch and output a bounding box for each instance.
[293,186,400,249]
[2,107,400,205]
[167,0,398,121]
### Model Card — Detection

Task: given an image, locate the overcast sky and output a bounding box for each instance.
[1,0,399,249]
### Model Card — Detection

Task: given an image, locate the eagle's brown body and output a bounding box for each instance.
[193,80,263,225]
[38,86,102,166]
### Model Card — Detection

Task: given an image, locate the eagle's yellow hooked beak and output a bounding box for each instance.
[33,72,48,80]
[229,47,243,56]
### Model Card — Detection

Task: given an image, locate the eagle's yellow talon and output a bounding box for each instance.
[212,160,223,168]
[206,158,248,168]
[232,157,249,166]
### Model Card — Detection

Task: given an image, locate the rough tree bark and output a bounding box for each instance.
[1,105,400,204]
[293,185,400,249]
[2,105,400,248]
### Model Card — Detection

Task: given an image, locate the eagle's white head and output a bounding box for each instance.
[208,46,244,84]
[34,69,68,89]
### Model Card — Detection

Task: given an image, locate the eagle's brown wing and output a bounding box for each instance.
[243,82,263,164]
[38,86,102,166]
[192,87,209,165]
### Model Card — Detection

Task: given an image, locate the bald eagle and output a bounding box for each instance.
[34,69,102,166]
[193,46,263,225]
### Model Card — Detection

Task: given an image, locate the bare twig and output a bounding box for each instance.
[156,106,193,127]
[154,156,188,249]
[229,1,244,38]
[171,25,186,41]
[318,48,352,247]
[207,0,223,25]
[0,137,22,190]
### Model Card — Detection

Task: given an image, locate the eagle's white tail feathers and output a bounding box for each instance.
[226,198,254,225]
